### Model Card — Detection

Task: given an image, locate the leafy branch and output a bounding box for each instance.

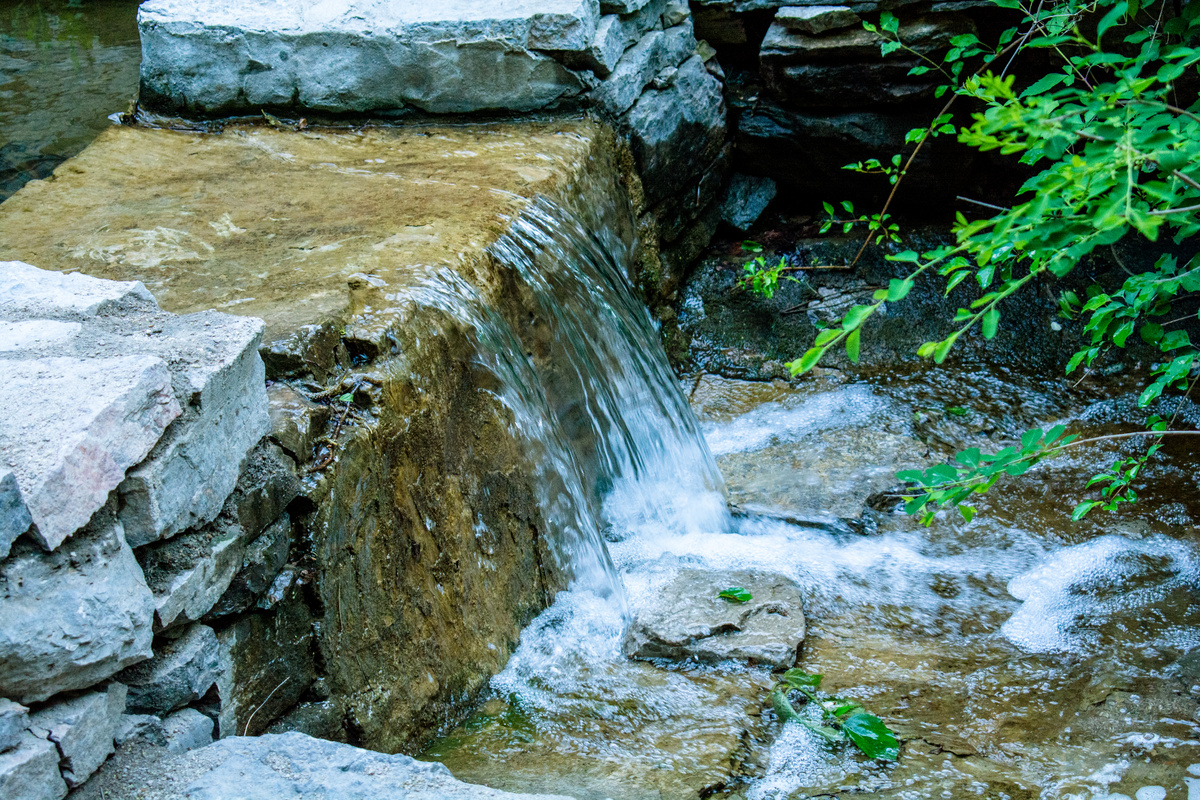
[770,669,900,761]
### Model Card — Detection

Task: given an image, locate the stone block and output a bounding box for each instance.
[114,714,165,747]
[0,733,66,800]
[176,733,575,799]
[622,569,807,668]
[775,4,860,34]
[118,313,270,547]
[0,514,155,704]
[0,471,31,560]
[0,260,155,320]
[0,356,180,551]
[662,0,690,26]
[207,515,292,620]
[28,683,126,788]
[721,173,778,231]
[215,584,315,738]
[137,518,252,630]
[225,442,299,541]
[585,0,667,76]
[120,623,220,715]
[0,698,29,753]
[761,15,970,63]
[0,320,82,354]
[138,0,593,115]
[267,384,330,463]
[591,19,696,116]
[602,0,654,11]
[163,708,214,754]
[622,55,726,205]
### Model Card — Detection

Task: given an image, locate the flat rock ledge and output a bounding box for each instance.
[82,732,574,800]
[622,568,806,668]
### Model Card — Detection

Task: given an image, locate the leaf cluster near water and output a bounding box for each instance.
[718,587,753,603]
[771,669,900,762]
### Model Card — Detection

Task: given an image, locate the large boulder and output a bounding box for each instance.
[622,568,807,667]
[0,733,66,800]
[0,512,156,704]
[138,0,596,115]
[27,683,127,788]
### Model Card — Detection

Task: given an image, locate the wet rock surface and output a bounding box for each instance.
[623,568,806,667]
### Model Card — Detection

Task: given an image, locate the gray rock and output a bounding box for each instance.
[266,384,329,463]
[602,0,654,11]
[0,698,29,753]
[138,0,594,115]
[137,518,252,630]
[178,733,574,799]
[0,260,155,319]
[114,714,166,747]
[623,55,726,205]
[121,624,220,715]
[585,0,667,76]
[761,15,970,62]
[775,4,860,34]
[622,568,806,668]
[264,699,346,742]
[224,442,299,541]
[0,355,180,551]
[0,514,155,704]
[162,709,214,755]
[591,19,696,116]
[28,683,126,788]
[721,173,778,231]
[207,515,292,620]
[0,320,82,354]
[118,316,270,548]
[0,471,31,560]
[662,0,690,26]
[0,733,66,800]
[215,583,315,738]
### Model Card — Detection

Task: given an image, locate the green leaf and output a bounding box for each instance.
[843,304,874,330]
[1019,72,1066,98]
[958,504,976,523]
[887,278,914,301]
[719,587,752,603]
[945,406,969,416]
[337,393,354,403]
[798,718,846,744]
[742,240,763,253]
[1072,500,1100,521]
[845,329,861,363]
[782,669,823,689]
[833,703,864,718]
[981,307,1000,340]
[793,347,824,375]
[842,713,900,761]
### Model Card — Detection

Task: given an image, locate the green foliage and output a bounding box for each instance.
[770,670,900,761]
[718,587,753,603]
[337,392,354,403]
[742,0,1200,523]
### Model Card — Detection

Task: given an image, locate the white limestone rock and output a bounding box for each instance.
[0,260,155,320]
[622,568,807,668]
[117,312,269,548]
[177,733,575,799]
[0,733,66,800]
[162,708,214,754]
[0,320,82,354]
[120,624,221,715]
[775,4,861,34]
[0,515,156,704]
[0,356,180,551]
[0,470,31,561]
[27,683,126,788]
[0,698,29,753]
[114,714,166,747]
[662,0,690,26]
[585,0,667,76]
[591,19,696,115]
[137,518,252,630]
[138,0,597,115]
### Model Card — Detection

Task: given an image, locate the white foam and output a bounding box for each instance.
[702,384,886,456]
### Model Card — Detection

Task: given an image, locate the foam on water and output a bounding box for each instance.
[1003,534,1200,653]
[702,384,885,456]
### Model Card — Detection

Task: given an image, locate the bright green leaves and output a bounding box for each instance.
[771,669,900,761]
[896,426,1077,525]
[719,587,752,603]
[842,713,901,761]
[337,392,354,403]
[845,329,862,363]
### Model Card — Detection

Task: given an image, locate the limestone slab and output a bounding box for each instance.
[0,260,155,320]
[179,733,575,799]
[0,356,180,551]
[0,733,67,800]
[591,19,696,116]
[207,515,292,620]
[0,470,31,560]
[28,683,126,788]
[138,0,596,115]
[0,514,156,704]
[622,568,807,667]
[775,4,860,34]
[0,320,82,353]
[162,708,214,754]
[121,623,221,715]
[586,0,668,77]
[137,519,252,630]
[0,698,29,753]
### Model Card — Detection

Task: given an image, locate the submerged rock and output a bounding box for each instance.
[623,568,806,667]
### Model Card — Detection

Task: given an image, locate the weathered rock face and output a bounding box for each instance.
[623,568,806,668]
[120,623,221,715]
[0,733,66,800]
[0,511,155,703]
[27,683,127,788]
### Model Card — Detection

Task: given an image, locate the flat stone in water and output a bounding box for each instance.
[624,568,806,668]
